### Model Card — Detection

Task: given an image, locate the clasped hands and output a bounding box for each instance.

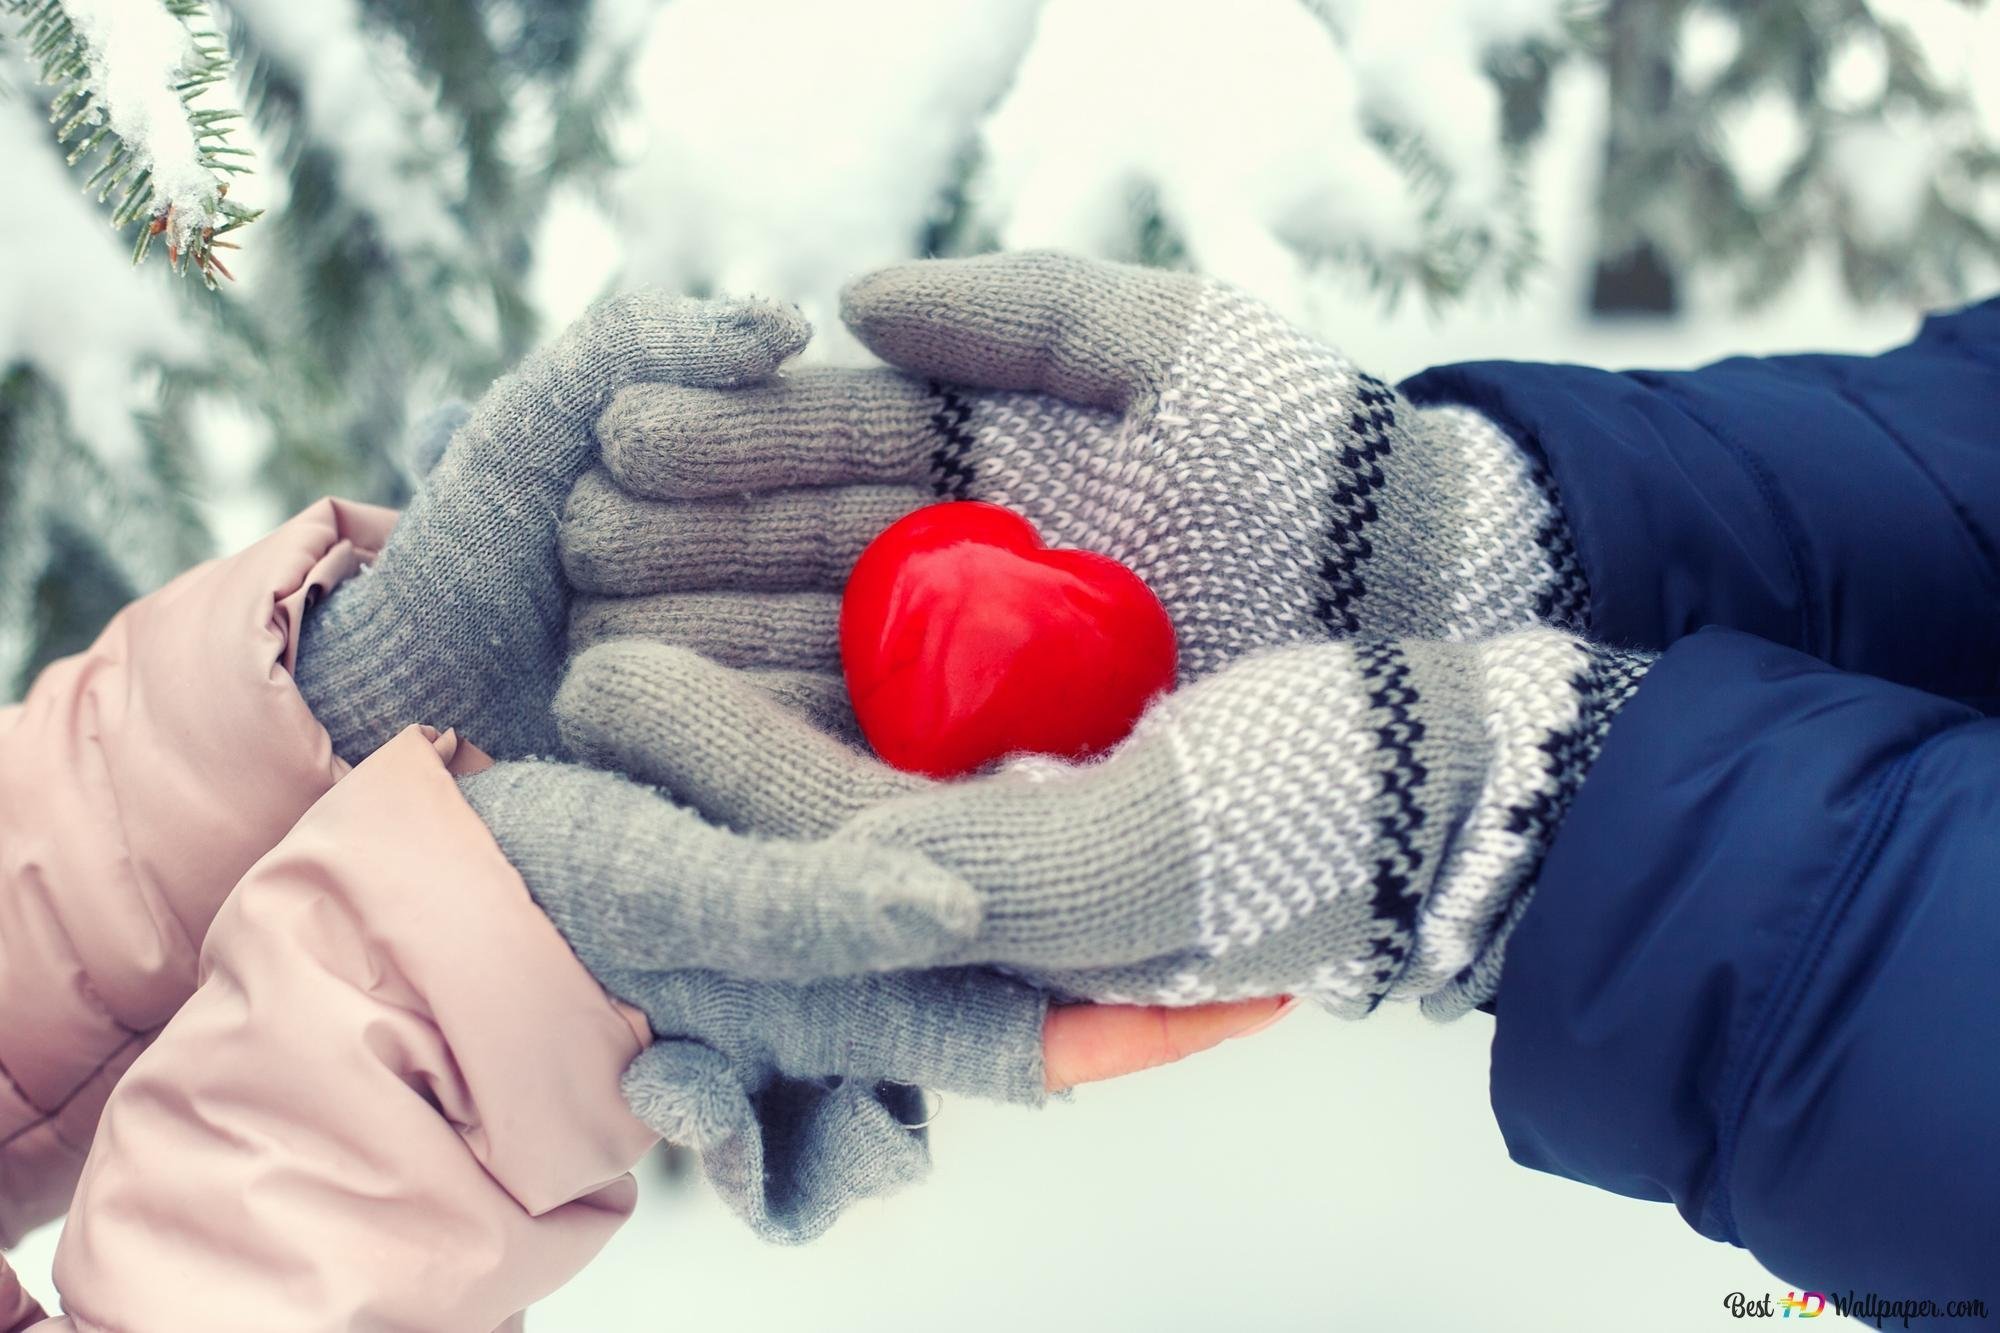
[296,250,1631,1240]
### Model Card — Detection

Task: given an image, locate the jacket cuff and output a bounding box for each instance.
[0,498,394,1244]
[1489,629,1992,1289]
[1400,351,2000,700]
[53,727,657,1331]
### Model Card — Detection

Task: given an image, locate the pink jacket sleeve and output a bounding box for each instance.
[0,499,394,1244]
[37,728,658,1331]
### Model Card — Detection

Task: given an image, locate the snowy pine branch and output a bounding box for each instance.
[5,0,258,286]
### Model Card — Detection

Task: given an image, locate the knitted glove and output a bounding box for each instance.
[593,970,1047,1243]
[293,290,810,762]
[552,631,1652,1017]
[628,1047,935,1244]
[454,757,1039,1244]
[293,292,1022,1240]
[557,250,1588,694]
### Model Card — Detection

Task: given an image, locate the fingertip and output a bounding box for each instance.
[594,381,728,497]
[836,262,919,333]
[836,259,963,361]
[717,294,814,376]
[621,1040,747,1148]
[658,291,813,387]
[1042,995,1295,1092]
[556,467,630,589]
[552,636,685,763]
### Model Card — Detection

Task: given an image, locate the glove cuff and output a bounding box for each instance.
[1402,399,1591,638]
[1409,638,1653,1019]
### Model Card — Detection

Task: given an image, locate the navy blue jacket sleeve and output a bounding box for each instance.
[1400,295,2000,704]
[1492,628,2000,1304]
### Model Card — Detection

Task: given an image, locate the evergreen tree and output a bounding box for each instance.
[1591,0,1999,313]
[5,0,258,283]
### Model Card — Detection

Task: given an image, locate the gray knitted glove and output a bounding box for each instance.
[454,757,976,981]
[593,968,1046,1243]
[293,290,811,762]
[558,250,1587,690]
[552,631,1651,1017]
[454,757,1046,1243]
[289,294,1036,1243]
[627,1045,935,1244]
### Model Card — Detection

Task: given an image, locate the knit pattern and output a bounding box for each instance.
[1418,643,1651,1019]
[599,966,1046,1246]
[1037,631,1647,1012]
[905,281,1587,681]
[553,630,1654,1014]
[621,1041,934,1245]
[460,757,1050,1243]
[560,258,1591,694]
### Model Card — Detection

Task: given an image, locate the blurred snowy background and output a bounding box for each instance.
[2,0,1995,1327]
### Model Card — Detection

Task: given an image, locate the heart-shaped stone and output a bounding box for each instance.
[840,501,1178,779]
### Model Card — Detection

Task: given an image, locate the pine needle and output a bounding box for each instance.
[4,0,260,287]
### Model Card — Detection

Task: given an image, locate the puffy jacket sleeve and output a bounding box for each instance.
[1490,628,1999,1304]
[1400,294,2000,702]
[35,727,659,1332]
[0,499,395,1243]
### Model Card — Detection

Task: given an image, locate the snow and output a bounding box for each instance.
[528,185,624,331]
[1829,115,1947,246]
[1317,0,1565,207]
[1675,6,1739,90]
[219,0,464,257]
[597,0,1572,343]
[1716,87,1809,204]
[977,0,1420,320]
[1822,23,1891,114]
[59,0,218,250]
[0,72,191,466]
[607,0,1043,359]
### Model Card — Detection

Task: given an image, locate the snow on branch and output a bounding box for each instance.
[5,0,258,285]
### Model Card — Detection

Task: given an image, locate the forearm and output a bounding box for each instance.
[1491,628,2000,1293]
[0,499,389,1241]
[50,728,656,1331]
[1401,294,2000,698]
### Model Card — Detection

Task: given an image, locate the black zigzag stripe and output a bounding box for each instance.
[1512,648,1649,841]
[927,382,978,499]
[1313,375,1400,635]
[1352,641,1430,1010]
[1526,459,1592,630]
[1442,647,1649,992]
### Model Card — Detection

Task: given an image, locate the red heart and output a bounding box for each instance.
[840,501,1178,779]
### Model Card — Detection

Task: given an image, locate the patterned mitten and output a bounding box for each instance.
[293,290,810,762]
[558,250,1587,699]
[551,631,1651,1017]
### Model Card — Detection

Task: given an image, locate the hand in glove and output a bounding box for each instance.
[287,293,1066,1241]
[558,250,1589,693]
[460,686,1286,1243]
[548,630,1651,1017]
[293,289,811,762]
